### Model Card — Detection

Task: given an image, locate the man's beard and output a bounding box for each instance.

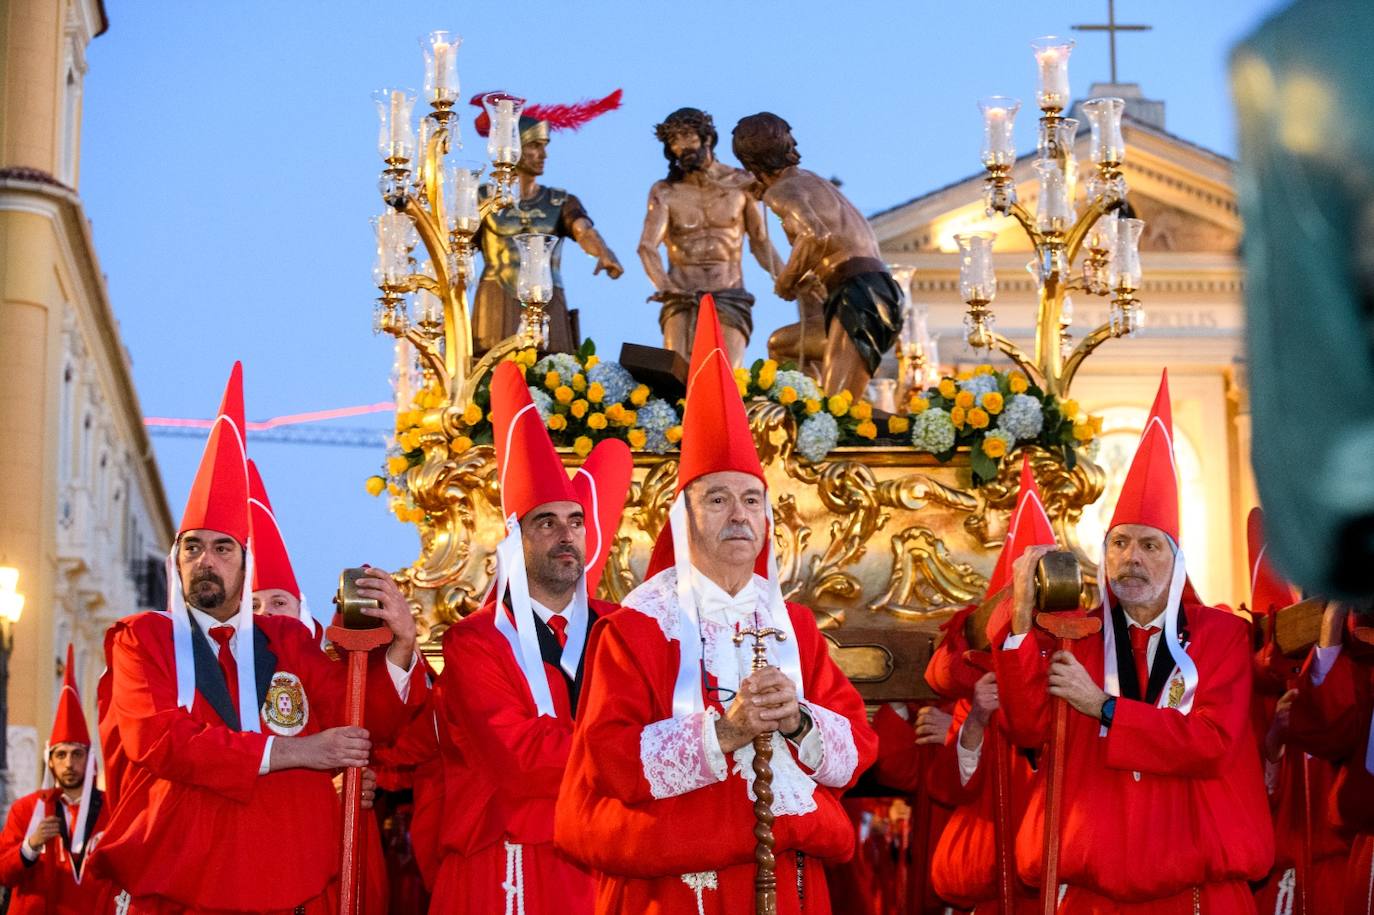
[55,768,84,790]
[189,570,228,609]
[531,544,584,592]
[677,148,708,173]
[1109,566,1168,605]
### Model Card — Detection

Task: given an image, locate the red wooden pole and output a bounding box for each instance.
[327,625,392,915]
[990,720,1016,915]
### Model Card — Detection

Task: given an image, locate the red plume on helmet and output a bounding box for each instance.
[470,89,622,137]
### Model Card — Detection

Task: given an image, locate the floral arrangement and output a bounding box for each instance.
[904,365,1101,484]
[366,348,1099,505]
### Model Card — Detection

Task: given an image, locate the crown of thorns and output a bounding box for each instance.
[654,108,716,144]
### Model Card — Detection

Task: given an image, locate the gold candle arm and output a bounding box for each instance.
[1058,322,1117,393]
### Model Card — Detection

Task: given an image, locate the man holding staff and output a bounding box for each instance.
[555,296,876,914]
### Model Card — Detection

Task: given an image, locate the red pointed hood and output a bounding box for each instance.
[1247,507,1297,615]
[1108,370,1179,541]
[574,439,634,596]
[179,362,250,545]
[646,295,766,577]
[248,459,302,599]
[985,454,1060,644]
[50,644,90,746]
[491,360,577,521]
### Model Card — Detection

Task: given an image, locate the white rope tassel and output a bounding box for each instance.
[503,841,525,915]
[680,871,717,915]
[1273,867,1295,915]
[114,891,130,915]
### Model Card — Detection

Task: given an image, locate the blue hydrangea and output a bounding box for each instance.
[958,374,1000,397]
[533,353,582,383]
[527,387,554,422]
[998,394,1044,442]
[796,412,839,463]
[910,408,956,454]
[636,398,680,454]
[588,361,637,405]
[769,369,821,404]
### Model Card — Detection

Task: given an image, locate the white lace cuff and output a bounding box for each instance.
[956,723,983,786]
[799,701,858,787]
[640,709,728,799]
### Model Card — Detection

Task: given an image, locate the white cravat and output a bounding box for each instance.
[692,574,760,628]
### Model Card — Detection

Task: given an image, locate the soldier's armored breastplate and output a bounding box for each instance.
[478,185,568,293]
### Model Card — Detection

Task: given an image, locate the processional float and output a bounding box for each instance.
[362,29,1154,915]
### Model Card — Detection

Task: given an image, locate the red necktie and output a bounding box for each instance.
[548,614,568,649]
[1128,625,1161,698]
[209,625,239,715]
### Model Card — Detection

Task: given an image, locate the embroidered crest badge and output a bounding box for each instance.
[1167,675,1185,709]
[262,672,308,736]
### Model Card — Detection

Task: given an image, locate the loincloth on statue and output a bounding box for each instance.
[822,258,902,375]
[657,288,755,340]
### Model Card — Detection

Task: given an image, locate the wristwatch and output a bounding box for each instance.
[1099,696,1117,729]
[782,709,813,742]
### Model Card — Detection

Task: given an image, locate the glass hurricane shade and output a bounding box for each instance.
[955,232,997,303]
[373,89,417,162]
[422,31,461,105]
[483,93,525,166]
[979,97,1020,169]
[515,233,556,304]
[1082,97,1126,165]
[1031,37,1074,112]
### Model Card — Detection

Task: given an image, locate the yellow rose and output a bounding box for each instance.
[778,386,798,405]
[665,425,683,444]
[968,407,990,429]
[856,420,877,440]
[584,355,600,369]
[981,391,1004,414]
[605,403,625,423]
[734,366,751,385]
[955,390,976,410]
[451,435,473,453]
[409,506,427,523]
[547,414,567,432]
[386,455,409,476]
[888,415,910,434]
[517,348,537,367]
[588,382,605,404]
[572,372,587,392]
[1089,415,1103,434]
[365,475,386,497]
[631,384,650,406]
[827,395,848,417]
[956,370,973,382]
[804,398,822,415]
[849,401,873,421]
[398,430,420,451]
[1060,399,1079,420]
[938,379,958,399]
[1073,422,1094,442]
[975,363,995,376]
[628,428,648,449]
[462,402,483,426]
[909,396,930,414]
[544,371,561,389]
[573,435,594,457]
[1009,371,1029,394]
[570,400,589,419]
[555,385,574,404]
[951,406,967,427]
[758,361,777,391]
[620,410,637,427]
[387,482,401,497]
[587,412,608,431]
[983,436,1008,458]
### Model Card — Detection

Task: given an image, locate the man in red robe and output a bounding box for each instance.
[925,456,1055,915]
[1247,508,1348,915]
[93,362,429,914]
[992,371,1273,913]
[555,295,878,914]
[0,645,118,913]
[1288,598,1374,914]
[430,363,632,915]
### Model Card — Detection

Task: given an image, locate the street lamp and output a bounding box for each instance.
[0,565,24,804]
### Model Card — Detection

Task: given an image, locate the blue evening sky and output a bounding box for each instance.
[81,0,1287,616]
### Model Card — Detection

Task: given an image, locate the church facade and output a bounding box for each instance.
[0,0,172,804]
[871,83,1253,608]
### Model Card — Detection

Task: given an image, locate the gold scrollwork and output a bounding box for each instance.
[867,527,987,619]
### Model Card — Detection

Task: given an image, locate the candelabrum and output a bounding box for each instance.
[967,37,1146,397]
[890,266,942,403]
[370,31,521,407]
